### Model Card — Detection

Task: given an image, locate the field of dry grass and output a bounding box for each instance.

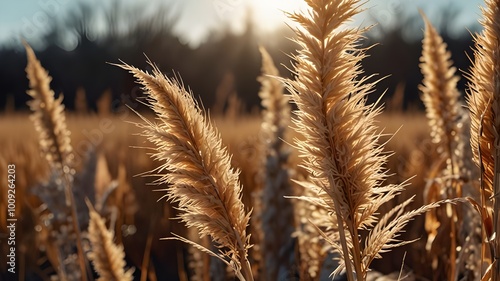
[0,110,434,280]
[3,0,500,280]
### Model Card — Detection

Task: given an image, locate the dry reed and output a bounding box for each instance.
[117,60,254,281]
[25,44,73,171]
[10,1,499,280]
[419,13,467,280]
[24,42,87,280]
[467,0,500,279]
[87,200,134,281]
[419,12,463,172]
[285,1,438,280]
[257,46,296,281]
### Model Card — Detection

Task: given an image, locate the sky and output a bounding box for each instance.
[0,0,485,48]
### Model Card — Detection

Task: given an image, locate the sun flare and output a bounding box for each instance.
[248,0,309,32]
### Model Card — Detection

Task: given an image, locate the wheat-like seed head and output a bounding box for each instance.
[362,197,440,270]
[419,14,470,280]
[24,43,74,171]
[258,46,290,147]
[25,42,88,281]
[419,13,462,169]
[286,0,396,234]
[117,61,253,280]
[285,1,438,278]
[257,47,296,281]
[466,0,500,277]
[467,0,500,200]
[292,179,332,281]
[87,202,134,281]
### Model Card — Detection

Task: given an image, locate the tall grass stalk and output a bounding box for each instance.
[419,13,465,280]
[87,200,134,281]
[285,1,439,279]
[117,61,254,281]
[467,0,500,279]
[257,46,296,281]
[24,42,87,280]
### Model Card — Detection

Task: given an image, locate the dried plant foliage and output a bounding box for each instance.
[225,92,244,121]
[285,1,439,279]
[467,0,500,279]
[418,13,475,280]
[11,1,500,280]
[97,89,113,117]
[24,42,87,281]
[257,46,296,281]
[420,13,463,171]
[25,43,74,171]
[87,202,134,281]
[94,153,116,212]
[117,61,254,281]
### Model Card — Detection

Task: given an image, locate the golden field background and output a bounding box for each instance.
[0,109,439,280]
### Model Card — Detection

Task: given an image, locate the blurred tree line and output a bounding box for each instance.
[0,2,480,114]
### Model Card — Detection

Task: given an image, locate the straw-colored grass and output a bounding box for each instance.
[117,61,254,281]
[257,46,296,281]
[25,43,87,281]
[7,1,500,280]
[285,1,441,280]
[87,201,134,281]
[467,0,500,279]
[419,13,469,280]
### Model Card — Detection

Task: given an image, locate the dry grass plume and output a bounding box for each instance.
[467,0,500,279]
[24,42,87,280]
[87,201,134,281]
[117,60,254,281]
[25,43,74,171]
[257,46,296,281]
[419,13,469,280]
[285,1,439,279]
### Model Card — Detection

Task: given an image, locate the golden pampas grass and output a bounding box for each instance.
[117,60,254,281]
[419,13,467,280]
[467,0,500,278]
[419,12,463,168]
[25,43,74,170]
[285,1,438,279]
[87,201,134,281]
[24,42,87,280]
[467,0,500,207]
[257,46,296,281]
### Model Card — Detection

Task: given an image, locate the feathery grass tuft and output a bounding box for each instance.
[25,42,74,171]
[467,0,500,278]
[117,60,254,281]
[285,1,438,279]
[87,200,134,281]
[257,46,296,281]
[419,12,463,167]
[419,13,466,280]
[24,42,87,281]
